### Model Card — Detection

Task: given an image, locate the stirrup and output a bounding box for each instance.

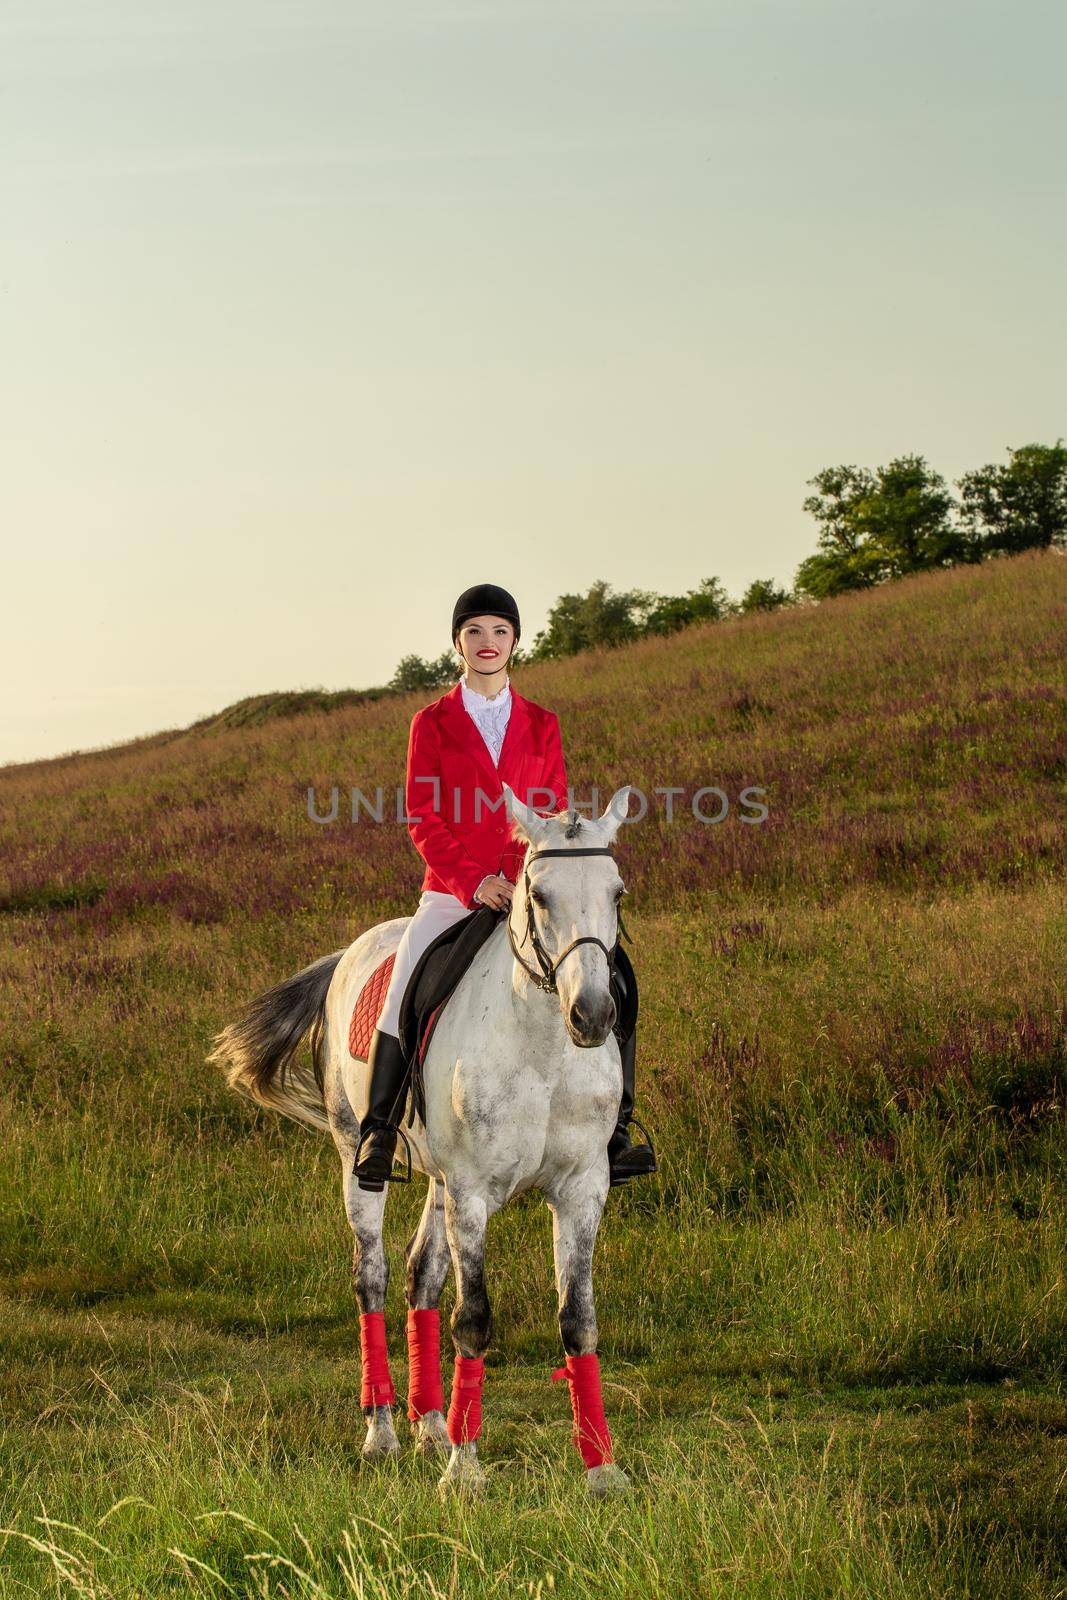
[608,1115,658,1185]
[353,1120,413,1191]
[610,1114,656,1154]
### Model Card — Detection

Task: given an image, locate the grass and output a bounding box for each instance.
[1,550,1065,1596]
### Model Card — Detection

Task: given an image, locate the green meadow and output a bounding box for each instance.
[1,550,1064,1597]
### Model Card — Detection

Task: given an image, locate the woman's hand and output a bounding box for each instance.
[474,874,514,910]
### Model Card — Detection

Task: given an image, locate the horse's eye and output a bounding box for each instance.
[530,889,546,908]
[614,886,626,900]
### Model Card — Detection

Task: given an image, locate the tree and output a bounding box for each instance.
[795,455,966,600]
[641,577,735,635]
[739,578,792,613]
[389,650,457,692]
[795,465,888,599]
[860,455,966,577]
[526,580,652,660]
[957,441,1067,557]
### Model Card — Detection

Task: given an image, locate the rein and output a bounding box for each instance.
[503,846,633,996]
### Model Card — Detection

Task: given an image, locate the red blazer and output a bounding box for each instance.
[405,679,568,908]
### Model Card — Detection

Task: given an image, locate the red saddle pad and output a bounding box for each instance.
[348,952,396,1060]
[348,950,446,1067]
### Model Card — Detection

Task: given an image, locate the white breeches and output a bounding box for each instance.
[376,889,474,1038]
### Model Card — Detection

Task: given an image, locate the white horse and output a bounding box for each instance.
[208,784,635,1497]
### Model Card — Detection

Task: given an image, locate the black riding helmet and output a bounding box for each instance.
[451,583,521,654]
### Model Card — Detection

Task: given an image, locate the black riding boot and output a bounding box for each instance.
[354,1027,412,1192]
[607,1025,658,1185]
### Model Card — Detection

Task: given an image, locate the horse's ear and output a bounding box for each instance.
[503,782,548,845]
[598,785,633,842]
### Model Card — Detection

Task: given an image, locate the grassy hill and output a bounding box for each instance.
[0,549,1064,1597]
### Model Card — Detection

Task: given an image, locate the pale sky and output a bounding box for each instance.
[3,0,1064,765]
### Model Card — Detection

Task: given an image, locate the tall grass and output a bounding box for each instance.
[1,551,1064,1596]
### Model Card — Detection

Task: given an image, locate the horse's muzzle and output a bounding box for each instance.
[566,994,616,1048]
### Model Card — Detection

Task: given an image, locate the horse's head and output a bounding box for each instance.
[501,784,633,1048]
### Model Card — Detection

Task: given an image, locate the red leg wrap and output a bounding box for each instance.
[446,1354,486,1444]
[551,1352,614,1468]
[406,1308,445,1421]
[359,1311,396,1409]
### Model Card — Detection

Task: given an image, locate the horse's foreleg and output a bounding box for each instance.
[437,1184,492,1495]
[340,1166,401,1459]
[548,1174,630,1497]
[328,1060,401,1460]
[404,1179,451,1457]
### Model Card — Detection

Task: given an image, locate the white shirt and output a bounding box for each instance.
[459,672,512,905]
[460,672,512,767]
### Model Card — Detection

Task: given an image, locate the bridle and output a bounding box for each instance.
[504,846,633,995]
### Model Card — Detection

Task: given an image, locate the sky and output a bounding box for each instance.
[2,0,1064,765]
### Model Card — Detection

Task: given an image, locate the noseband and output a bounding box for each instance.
[504,846,633,996]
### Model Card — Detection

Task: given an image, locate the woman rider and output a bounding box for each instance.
[353,581,657,1192]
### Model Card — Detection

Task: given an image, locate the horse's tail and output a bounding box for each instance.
[206,949,345,1134]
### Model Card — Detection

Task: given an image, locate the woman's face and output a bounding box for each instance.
[455,614,516,672]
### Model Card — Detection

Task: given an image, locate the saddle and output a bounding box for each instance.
[347,907,637,1130]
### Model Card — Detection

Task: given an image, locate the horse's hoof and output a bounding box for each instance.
[361,1437,401,1460]
[585,1462,630,1497]
[362,1437,401,1460]
[362,1407,401,1460]
[437,1442,487,1496]
[414,1410,451,1458]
